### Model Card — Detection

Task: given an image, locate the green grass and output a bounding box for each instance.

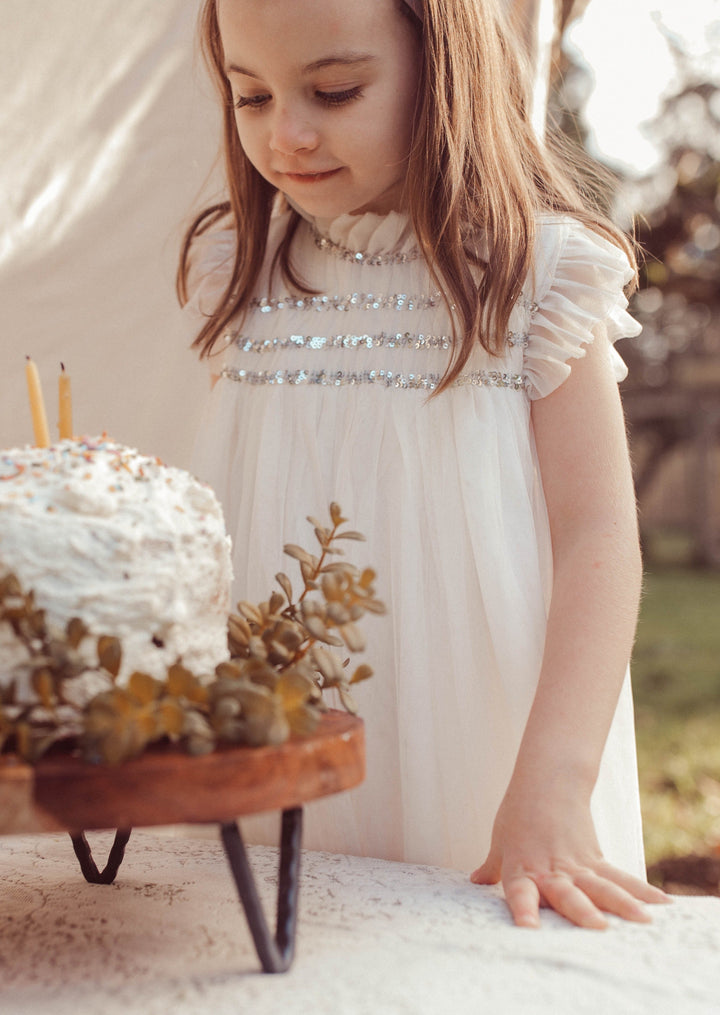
[632,564,720,867]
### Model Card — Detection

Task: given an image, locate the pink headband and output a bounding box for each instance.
[403,0,423,20]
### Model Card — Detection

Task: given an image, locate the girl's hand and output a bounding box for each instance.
[470,782,670,929]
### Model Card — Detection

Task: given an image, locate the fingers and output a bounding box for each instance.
[472,861,671,930]
[503,876,542,928]
[572,871,653,924]
[593,862,671,906]
[534,872,610,929]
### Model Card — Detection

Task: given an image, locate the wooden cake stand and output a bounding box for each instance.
[0,710,364,973]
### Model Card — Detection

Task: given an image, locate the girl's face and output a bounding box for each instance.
[217,0,421,218]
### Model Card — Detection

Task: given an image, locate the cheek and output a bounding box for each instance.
[372,103,414,169]
[233,116,265,166]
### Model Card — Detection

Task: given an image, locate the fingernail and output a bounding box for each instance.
[516,914,540,929]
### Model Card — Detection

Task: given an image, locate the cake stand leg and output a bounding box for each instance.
[69,829,132,884]
[220,806,303,973]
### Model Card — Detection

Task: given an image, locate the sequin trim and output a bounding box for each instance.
[249,291,443,313]
[230,331,452,353]
[220,366,528,391]
[310,225,421,266]
[226,327,528,352]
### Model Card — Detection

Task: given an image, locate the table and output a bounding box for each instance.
[1,831,719,1015]
[0,711,364,973]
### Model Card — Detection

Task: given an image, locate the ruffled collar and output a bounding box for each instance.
[282,194,419,263]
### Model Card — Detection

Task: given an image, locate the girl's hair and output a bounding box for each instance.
[178,0,637,391]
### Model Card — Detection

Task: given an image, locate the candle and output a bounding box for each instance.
[25,356,50,448]
[58,362,73,440]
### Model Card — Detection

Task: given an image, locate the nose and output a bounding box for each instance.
[269,105,319,155]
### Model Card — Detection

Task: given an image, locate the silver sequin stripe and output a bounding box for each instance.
[310,225,421,265]
[230,331,530,353]
[249,291,443,312]
[231,331,452,353]
[249,291,538,317]
[220,366,528,391]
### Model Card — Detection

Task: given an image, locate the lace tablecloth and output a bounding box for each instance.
[1,830,718,1014]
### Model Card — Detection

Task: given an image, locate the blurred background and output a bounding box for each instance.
[0,0,718,891]
[540,0,720,893]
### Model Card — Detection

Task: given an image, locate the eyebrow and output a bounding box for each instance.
[225,53,377,78]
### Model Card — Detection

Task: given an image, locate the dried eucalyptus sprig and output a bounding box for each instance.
[228,502,385,716]
[0,504,384,765]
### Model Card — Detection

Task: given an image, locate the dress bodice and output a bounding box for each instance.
[188,198,639,402]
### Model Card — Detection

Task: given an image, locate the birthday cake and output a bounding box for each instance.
[0,437,233,699]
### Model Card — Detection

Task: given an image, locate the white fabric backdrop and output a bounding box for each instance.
[0,0,543,468]
[0,0,221,467]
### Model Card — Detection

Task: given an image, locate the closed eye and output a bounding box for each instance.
[234,93,270,110]
[234,85,363,111]
[316,86,363,106]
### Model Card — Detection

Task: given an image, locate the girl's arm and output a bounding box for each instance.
[471,330,669,928]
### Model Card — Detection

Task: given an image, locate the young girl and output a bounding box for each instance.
[178,0,669,929]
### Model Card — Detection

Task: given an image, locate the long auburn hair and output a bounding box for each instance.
[177,0,637,392]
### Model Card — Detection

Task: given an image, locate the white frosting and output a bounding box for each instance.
[0,437,233,698]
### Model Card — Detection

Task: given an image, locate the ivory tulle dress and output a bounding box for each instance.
[186,197,646,876]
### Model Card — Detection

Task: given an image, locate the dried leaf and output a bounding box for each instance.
[325,602,351,625]
[275,572,293,602]
[339,622,366,653]
[320,561,357,574]
[0,573,22,598]
[65,617,88,649]
[350,664,374,684]
[127,671,162,704]
[215,660,245,681]
[158,699,185,737]
[97,636,122,678]
[166,662,208,704]
[311,644,345,683]
[276,669,316,711]
[31,668,55,710]
[314,526,332,548]
[304,614,343,645]
[338,685,358,715]
[228,614,252,643]
[283,544,315,566]
[359,568,377,589]
[247,635,268,660]
[329,502,346,526]
[237,601,263,625]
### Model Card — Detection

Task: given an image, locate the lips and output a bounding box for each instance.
[282,168,342,183]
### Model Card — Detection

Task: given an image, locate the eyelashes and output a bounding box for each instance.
[233,86,363,111]
[317,86,363,106]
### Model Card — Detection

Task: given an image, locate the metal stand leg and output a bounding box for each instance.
[220,807,303,973]
[70,829,132,884]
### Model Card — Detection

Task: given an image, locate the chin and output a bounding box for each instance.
[284,194,360,220]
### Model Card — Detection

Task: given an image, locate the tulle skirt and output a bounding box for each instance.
[192,378,646,876]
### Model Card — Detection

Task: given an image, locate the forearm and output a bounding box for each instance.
[513,516,642,796]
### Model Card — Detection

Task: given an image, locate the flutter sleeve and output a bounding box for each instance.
[523,219,642,400]
[182,219,236,321]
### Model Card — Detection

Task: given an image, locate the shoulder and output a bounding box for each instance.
[522,215,641,400]
[182,210,236,319]
[531,214,636,299]
[183,195,293,318]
